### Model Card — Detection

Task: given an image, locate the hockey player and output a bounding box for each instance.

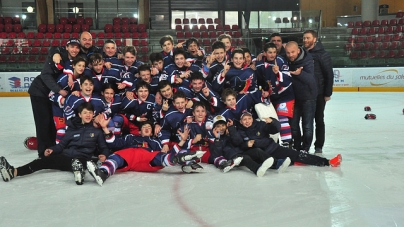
[209,115,288,176]
[159,35,177,67]
[115,46,144,97]
[86,116,206,186]
[212,48,258,95]
[233,111,341,168]
[50,57,87,143]
[178,72,223,114]
[255,42,294,147]
[0,102,111,185]
[120,81,156,135]
[163,48,201,88]
[84,53,121,95]
[184,38,205,67]
[202,41,228,83]
[133,64,160,95]
[63,75,108,121]
[218,34,235,61]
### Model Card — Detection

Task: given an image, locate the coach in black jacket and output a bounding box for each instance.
[285,41,317,152]
[28,39,81,157]
[303,30,334,155]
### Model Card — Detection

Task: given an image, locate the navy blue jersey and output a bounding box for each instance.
[83,67,121,95]
[159,108,193,144]
[114,60,144,92]
[161,49,175,68]
[120,95,156,126]
[179,117,214,149]
[163,63,201,88]
[201,57,228,83]
[213,66,257,94]
[217,93,261,125]
[64,93,108,120]
[255,56,294,104]
[105,133,162,152]
[177,82,223,114]
[103,94,122,117]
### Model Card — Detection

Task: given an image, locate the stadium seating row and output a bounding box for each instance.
[0,24,22,33]
[104,24,146,33]
[175,18,221,26]
[0,16,21,25]
[37,23,90,33]
[347,34,404,43]
[349,50,404,59]
[0,31,148,40]
[0,38,149,48]
[176,31,242,39]
[348,18,404,28]
[345,41,404,51]
[175,24,239,32]
[58,17,93,26]
[350,25,404,35]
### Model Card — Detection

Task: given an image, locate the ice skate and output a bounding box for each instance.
[87,161,108,186]
[276,157,291,173]
[219,156,243,173]
[174,150,206,164]
[0,156,14,182]
[256,157,274,177]
[329,154,342,167]
[71,159,85,185]
[181,162,204,173]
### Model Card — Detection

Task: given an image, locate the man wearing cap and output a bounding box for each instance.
[28,38,81,157]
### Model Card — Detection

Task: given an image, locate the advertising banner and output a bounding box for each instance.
[0,72,38,93]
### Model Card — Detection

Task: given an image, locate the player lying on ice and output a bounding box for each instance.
[85,114,205,186]
[0,102,111,185]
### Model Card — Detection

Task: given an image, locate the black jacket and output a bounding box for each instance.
[50,116,111,159]
[288,47,317,101]
[28,47,70,97]
[209,126,244,161]
[230,119,281,155]
[307,41,334,97]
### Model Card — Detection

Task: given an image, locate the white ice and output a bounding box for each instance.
[0,92,403,227]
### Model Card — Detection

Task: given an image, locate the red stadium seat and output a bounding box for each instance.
[129,18,137,24]
[47,24,55,33]
[62,33,70,39]
[395,26,403,34]
[231,25,239,31]
[140,40,148,46]
[13,24,22,33]
[30,47,39,55]
[64,24,73,33]
[122,17,129,25]
[389,41,399,49]
[386,26,395,34]
[106,33,114,39]
[399,19,404,26]
[132,32,139,39]
[32,40,42,47]
[359,51,368,58]
[115,39,123,47]
[224,25,231,31]
[40,47,49,55]
[17,32,26,39]
[354,21,362,27]
[368,27,376,35]
[129,24,138,33]
[140,32,148,39]
[104,24,113,33]
[56,24,64,33]
[351,28,358,35]
[71,33,79,39]
[73,24,81,33]
[175,18,182,25]
[377,27,385,34]
[387,50,396,58]
[201,31,209,39]
[8,32,17,39]
[81,24,90,32]
[347,21,354,28]
[175,25,182,31]
[373,36,382,42]
[68,18,76,25]
[38,55,46,63]
[183,18,190,25]
[191,18,197,25]
[365,36,373,43]
[140,46,149,54]
[383,35,392,42]
[4,24,13,33]
[59,17,68,25]
[185,31,192,38]
[191,25,198,31]
[27,32,35,39]
[113,17,121,25]
[359,28,367,35]
[4,17,13,24]
[397,50,404,58]
[76,17,85,24]
[51,39,61,47]
[214,18,221,25]
[216,24,223,30]
[53,33,61,39]
[96,40,104,48]
[199,25,207,31]
[363,21,371,27]
[85,17,93,26]
[381,20,388,27]
[193,31,201,38]
[349,52,359,59]
[121,25,129,33]
[113,25,121,33]
[116,33,124,39]
[42,40,51,47]
[368,51,377,58]
[97,32,105,39]
[198,18,205,25]
[371,20,380,27]
[389,19,397,26]
[132,40,139,46]
[183,25,191,31]
[380,41,390,50]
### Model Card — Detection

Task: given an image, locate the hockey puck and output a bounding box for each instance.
[364,106,371,111]
[364,114,376,120]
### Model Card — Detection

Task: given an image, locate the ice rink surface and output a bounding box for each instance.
[0,92,403,227]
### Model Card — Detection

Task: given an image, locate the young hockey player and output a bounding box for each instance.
[0,102,111,185]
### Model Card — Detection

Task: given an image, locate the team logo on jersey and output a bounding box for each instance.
[90,133,94,137]
[256,132,260,136]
